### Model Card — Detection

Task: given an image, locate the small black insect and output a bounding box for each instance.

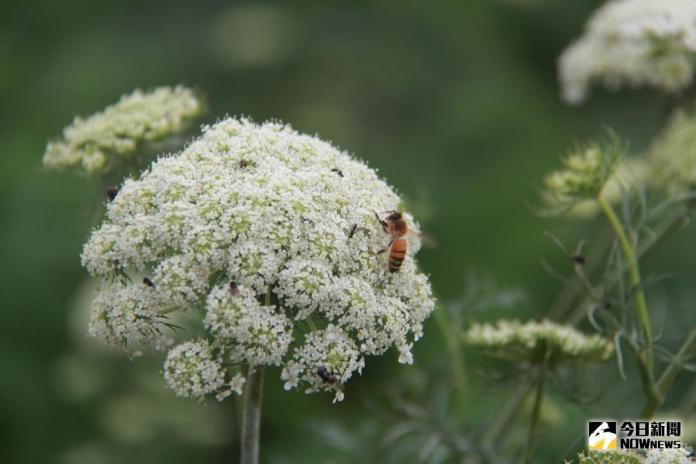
[347,223,358,239]
[143,277,155,287]
[229,281,239,295]
[316,367,337,384]
[239,160,249,169]
[572,254,586,265]
[106,187,119,202]
[331,168,344,177]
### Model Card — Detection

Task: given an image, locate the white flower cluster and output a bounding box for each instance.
[646,109,696,194]
[163,339,245,402]
[464,319,614,365]
[643,448,692,464]
[82,118,435,402]
[558,0,696,104]
[44,86,202,173]
[281,325,364,403]
[87,281,173,351]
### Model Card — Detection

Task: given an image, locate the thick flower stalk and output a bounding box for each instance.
[43,86,202,174]
[558,0,696,104]
[82,118,435,404]
[464,319,614,366]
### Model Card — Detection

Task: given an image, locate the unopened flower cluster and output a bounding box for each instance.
[464,319,614,365]
[542,139,621,213]
[82,118,435,402]
[558,0,696,104]
[563,158,647,218]
[44,86,202,174]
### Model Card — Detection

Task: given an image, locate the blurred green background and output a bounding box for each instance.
[1,0,694,463]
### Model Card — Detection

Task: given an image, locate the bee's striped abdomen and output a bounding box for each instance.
[389,238,407,272]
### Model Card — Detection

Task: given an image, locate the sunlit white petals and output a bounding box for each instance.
[82,118,435,401]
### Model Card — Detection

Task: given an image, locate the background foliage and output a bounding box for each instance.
[0,0,693,462]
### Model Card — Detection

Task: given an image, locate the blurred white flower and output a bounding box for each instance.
[82,118,435,401]
[44,86,202,174]
[646,109,696,194]
[558,0,696,104]
[643,448,692,464]
[464,319,614,365]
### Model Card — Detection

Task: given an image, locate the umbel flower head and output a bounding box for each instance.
[541,137,622,213]
[464,319,614,366]
[646,109,696,195]
[82,118,435,402]
[43,86,202,174]
[558,0,696,104]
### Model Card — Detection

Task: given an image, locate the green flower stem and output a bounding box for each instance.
[642,328,696,418]
[484,206,691,451]
[596,194,653,370]
[433,306,467,409]
[241,367,264,464]
[522,347,549,464]
[481,387,529,453]
[550,227,615,321]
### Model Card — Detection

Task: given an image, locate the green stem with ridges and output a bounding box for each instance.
[596,194,653,371]
[240,366,264,464]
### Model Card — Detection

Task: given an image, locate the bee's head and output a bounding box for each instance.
[386,211,402,221]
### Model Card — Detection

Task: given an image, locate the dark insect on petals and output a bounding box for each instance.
[229,281,240,295]
[316,366,337,384]
[106,187,118,202]
[143,277,155,287]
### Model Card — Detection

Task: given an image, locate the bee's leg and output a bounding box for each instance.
[375,239,393,255]
[372,209,389,233]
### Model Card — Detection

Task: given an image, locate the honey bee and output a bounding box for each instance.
[373,210,408,273]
